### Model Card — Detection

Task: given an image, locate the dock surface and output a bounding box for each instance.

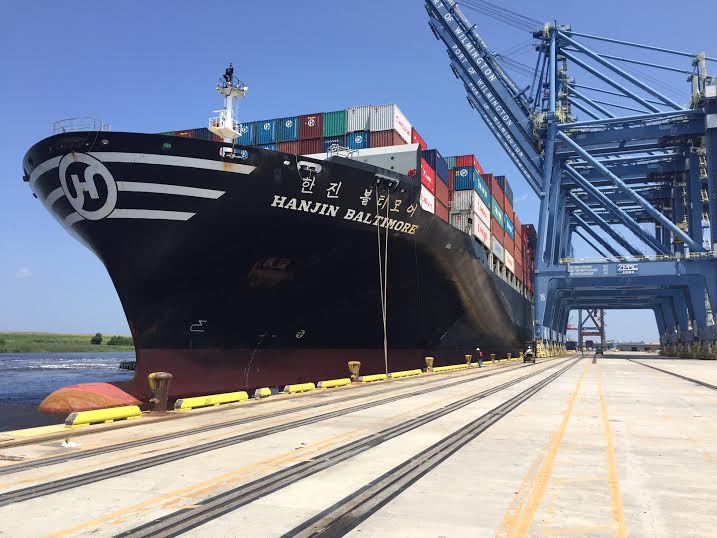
[1,352,716,537]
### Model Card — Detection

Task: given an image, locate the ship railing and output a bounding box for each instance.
[326,144,358,160]
[208,111,240,132]
[561,251,717,264]
[53,117,111,135]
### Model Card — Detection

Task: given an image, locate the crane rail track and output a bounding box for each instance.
[627,359,717,391]
[0,359,553,478]
[116,358,579,538]
[0,358,572,506]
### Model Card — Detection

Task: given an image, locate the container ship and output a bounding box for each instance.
[23,69,536,413]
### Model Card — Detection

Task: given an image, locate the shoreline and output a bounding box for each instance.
[0,332,135,354]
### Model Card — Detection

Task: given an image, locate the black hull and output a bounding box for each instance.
[23,132,533,407]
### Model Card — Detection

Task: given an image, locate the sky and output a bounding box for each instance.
[1,0,714,341]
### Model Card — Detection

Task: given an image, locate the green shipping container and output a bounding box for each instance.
[323,110,347,137]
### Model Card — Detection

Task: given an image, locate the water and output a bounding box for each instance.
[0,352,135,432]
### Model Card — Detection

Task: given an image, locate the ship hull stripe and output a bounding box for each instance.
[115,181,225,199]
[45,187,65,206]
[88,152,256,174]
[29,156,62,188]
[107,209,195,221]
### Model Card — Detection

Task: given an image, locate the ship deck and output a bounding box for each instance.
[1,352,717,536]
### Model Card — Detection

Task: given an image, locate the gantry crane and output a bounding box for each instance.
[425,0,717,358]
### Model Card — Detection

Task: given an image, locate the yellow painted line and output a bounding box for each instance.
[540,525,611,535]
[496,360,591,538]
[317,378,351,389]
[358,373,387,383]
[283,382,316,394]
[387,369,422,379]
[0,423,67,438]
[174,391,248,411]
[65,405,143,427]
[432,363,470,373]
[253,387,272,399]
[597,363,627,537]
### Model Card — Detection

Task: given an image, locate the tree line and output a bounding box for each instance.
[90,333,133,346]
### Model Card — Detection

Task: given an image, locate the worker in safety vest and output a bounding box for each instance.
[475,346,483,368]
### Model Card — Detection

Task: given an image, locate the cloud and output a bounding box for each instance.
[15,267,33,279]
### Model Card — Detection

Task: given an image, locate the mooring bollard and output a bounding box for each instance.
[465,354,472,365]
[490,353,496,365]
[519,352,524,361]
[424,356,435,372]
[507,352,512,361]
[148,372,172,412]
[348,361,361,381]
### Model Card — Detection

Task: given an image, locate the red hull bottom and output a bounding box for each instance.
[39,347,491,413]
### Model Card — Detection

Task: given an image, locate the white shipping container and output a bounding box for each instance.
[492,236,505,261]
[474,218,491,246]
[451,190,477,211]
[369,104,412,144]
[505,251,515,273]
[420,185,435,213]
[475,196,491,227]
[347,106,370,132]
[449,211,471,233]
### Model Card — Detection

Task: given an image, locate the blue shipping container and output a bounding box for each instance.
[453,166,474,191]
[256,119,278,144]
[445,156,457,169]
[278,116,299,141]
[323,135,346,152]
[491,196,505,228]
[422,149,449,185]
[505,216,515,239]
[235,121,256,146]
[347,131,370,149]
[257,143,277,150]
[474,173,490,205]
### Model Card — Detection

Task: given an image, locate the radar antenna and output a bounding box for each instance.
[208,63,249,143]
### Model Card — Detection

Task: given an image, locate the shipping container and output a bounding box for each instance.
[436,201,449,222]
[504,215,515,240]
[278,140,300,155]
[298,138,322,155]
[453,166,475,191]
[420,184,435,213]
[515,261,524,283]
[167,127,220,141]
[490,180,504,208]
[504,198,514,226]
[435,174,449,207]
[449,210,472,234]
[422,149,449,185]
[496,175,513,206]
[448,169,454,191]
[492,216,504,243]
[505,251,515,274]
[299,113,323,139]
[370,130,406,148]
[322,135,346,152]
[475,196,491,226]
[444,156,457,169]
[257,143,277,150]
[505,235,515,256]
[451,190,479,212]
[322,110,347,137]
[455,154,484,173]
[492,235,505,262]
[474,217,491,246]
[347,105,370,132]
[235,121,256,145]
[411,128,427,150]
[514,246,524,265]
[346,131,370,149]
[369,104,412,143]
[420,159,436,194]
[278,116,299,141]
[474,172,490,205]
[491,196,505,228]
[256,119,278,144]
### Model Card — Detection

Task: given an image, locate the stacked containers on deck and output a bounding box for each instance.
[256,119,278,145]
[424,149,449,222]
[487,173,507,267]
[411,128,428,150]
[449,161,491,247]
[235,121,256,146]
[420,158,436,215]
[322,109,347,151]
[347,105,370,151]
[278,116,299,141]
[163,127,221,141]
[522,224,537,291]
[346,131,370,149]
[369,104,412,144]
[513,213,523,284]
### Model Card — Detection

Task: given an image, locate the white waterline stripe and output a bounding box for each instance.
[29,156,62,188]
[46,187,65,206]
[89,152,256,175]
[64,213,83,226]
[107,209,195,221]
[116,181,225,199]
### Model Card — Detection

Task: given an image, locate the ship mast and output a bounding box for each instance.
[208,63,248,143]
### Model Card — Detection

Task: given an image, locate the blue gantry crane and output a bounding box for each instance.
[425,0,717,358]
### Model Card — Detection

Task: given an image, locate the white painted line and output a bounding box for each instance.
[116,181,225,199]
[64,213,83,226]
[29,156,62,189]
[46,187,65,206]
[89,152,256,175]
[107,209,195,221]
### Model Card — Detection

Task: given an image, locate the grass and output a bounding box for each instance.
[0,332,135,353]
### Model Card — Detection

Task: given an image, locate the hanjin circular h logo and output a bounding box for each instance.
[59,152,117,220]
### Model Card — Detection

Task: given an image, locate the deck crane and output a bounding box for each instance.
[425,0,717,359]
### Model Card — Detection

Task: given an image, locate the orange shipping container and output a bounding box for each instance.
[411,128,428,150]
[435,201,449,222]
[370,129,406,148]
[491,216,504,243]
[435,175,449,207]
[278,141,300,155]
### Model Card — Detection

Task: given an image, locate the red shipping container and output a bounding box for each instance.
[435,201,449,222]
[298,138,322,155]
[448,169,454,191]
[278,141,300,155]
[491,216,504,243]
[504,199,514,224]
[176,130,192,137]
[435,175,449,207]
[455,154,485,173]
[411,128,428,150]
[515,262,524,283]
[490,181,504,207]
[505,235,515,255]
[370,130,406,148]
[514,246,523,265]
[420,159,436,194]
[299,113,323,139]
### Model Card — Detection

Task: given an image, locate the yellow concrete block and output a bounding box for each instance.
[358,373,388,383]
[432,364,470,373]
[65,405,143,427]
[283,382,316,394]
[388,369,422,379]
[317,378,352,389]
[174,391,249,411]
[254,387,272,399]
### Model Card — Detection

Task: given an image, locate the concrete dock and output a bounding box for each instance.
[1,352,716,537]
